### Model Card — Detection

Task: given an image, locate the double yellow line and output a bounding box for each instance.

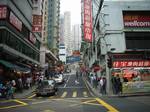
[0,99,28,110]
[96,98,119,112]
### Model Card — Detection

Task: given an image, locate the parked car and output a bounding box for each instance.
[53,74,64,84]
[36,79,57,96]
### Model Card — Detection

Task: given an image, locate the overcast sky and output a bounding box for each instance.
[60,0,81,25]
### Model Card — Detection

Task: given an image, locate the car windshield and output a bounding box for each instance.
[39,80,54,87]
[54,75,59,78]
[48,80,55,85]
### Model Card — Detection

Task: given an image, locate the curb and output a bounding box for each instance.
[14,86,37,99]
[83,76,102,97]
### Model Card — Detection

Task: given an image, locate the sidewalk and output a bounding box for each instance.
[83,76,150,97]
[83,76,102,97]
[14,85,37,99]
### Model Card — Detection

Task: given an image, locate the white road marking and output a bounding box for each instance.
[72,91,77,97]
[83,91,88,97]
[61,92,67,98]
[58,87,86,89]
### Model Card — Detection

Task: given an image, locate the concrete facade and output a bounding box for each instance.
[0,0,41,65]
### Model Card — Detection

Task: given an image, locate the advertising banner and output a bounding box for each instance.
[84,0,92,42]
[0,6,7,19]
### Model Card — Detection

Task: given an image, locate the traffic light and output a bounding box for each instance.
[107,58,112,68]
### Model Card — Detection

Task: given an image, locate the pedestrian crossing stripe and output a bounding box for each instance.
[72,91,77,97]
[61,91,67,98]
[27,91,90,99]
[83,91,88,97]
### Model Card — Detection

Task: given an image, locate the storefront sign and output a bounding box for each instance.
[113,60,150,68]
[32,15,42,32]
[29,33,36,44]
[73,50,80,56]
[84,0,92,42]
[123,13,150,27]
[9,12,22,31]
[0,6,7,19]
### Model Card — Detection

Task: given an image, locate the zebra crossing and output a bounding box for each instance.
[60,91,90,98]
[28,91,90,99]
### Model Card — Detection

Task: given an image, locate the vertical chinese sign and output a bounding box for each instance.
[32,15,42,32]
[32,0,42,32]
[84,0,92,42]
[0,6,7,19]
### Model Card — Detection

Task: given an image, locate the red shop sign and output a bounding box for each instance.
[84,0,92,42]
[32,15,42,32]
[0,6,7,19]
[9,11,22,31]
[113,60,150,68]
[29,33,36,44]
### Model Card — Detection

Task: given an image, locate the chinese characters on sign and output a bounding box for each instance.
[113,60,150,68]
[9,12,22,31]
[0,6,7,19]
[29,33,36,44]
[32,15,42,32]
[84,0,92,42]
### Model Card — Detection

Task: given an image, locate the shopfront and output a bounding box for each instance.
[112,53,150,94]
[109,11,150,94]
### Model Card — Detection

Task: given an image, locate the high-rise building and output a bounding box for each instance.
[47,0,60,56]
[63,11,72,56]
[72,24,81,51]
[59,14,64,44]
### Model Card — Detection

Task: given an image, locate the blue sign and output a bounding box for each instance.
[66,56,81,63]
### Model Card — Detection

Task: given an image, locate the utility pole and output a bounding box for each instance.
[105,52,113,95]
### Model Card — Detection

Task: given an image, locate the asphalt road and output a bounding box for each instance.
[0,72,150,112]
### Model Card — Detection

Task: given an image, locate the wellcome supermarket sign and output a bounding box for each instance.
[124,21,150,27]
[123,11,150,27]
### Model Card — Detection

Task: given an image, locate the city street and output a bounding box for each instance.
[0,72,150,112]
[0,0,150,112]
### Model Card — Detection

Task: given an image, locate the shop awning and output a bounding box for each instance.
[0,60,31,73]
[0,60,15,69]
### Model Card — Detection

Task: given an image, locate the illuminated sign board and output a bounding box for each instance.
[113,60,150,68]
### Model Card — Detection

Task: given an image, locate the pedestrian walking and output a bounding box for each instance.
[93,74,97,88]
[75,67,80,84]
[116,74,122,94]
[18,77,23,92]
[102,77,106,95]
[99,77,103,94]
[6,81,15,99]
[111,75,117,94]
[99,77,106,95]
